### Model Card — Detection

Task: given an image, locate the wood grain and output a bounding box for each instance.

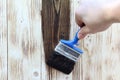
[7,0,42,80]
[42,0,70,59]
[70,0,83,80]
[71,0,120,80]
[0,0,119,80]
[0,0,7,80]
[42,0,71,80]
[81,24,120,80]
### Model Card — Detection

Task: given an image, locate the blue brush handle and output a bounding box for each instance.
[60,29,83,54]
[70,29,80,45]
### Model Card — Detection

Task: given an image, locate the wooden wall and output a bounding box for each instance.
[71,1,120,80]
[0,0,120,80]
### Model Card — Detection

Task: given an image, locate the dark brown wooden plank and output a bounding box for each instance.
[42,0,70,79]
[42,0,70,61]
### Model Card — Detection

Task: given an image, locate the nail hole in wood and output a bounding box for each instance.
[33,71,39,77]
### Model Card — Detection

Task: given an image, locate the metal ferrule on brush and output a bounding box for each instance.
[55,29,83,62]
[55,42,81,62]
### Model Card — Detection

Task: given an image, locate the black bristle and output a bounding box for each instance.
[46,51,75,74]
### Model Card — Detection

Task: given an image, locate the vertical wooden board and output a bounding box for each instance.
[42,0,70,59]
[42,0,72,80]
[70,0,83,80]
[81,33,103,80]
[76,0,103,79]
[81,24,120,80]
[8,0,42,80]
[101,24,120,80]
[71,0,120,80]
[70,0,120,80]
[0,0,7,80]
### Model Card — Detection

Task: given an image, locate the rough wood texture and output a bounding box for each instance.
[71,0,120,80]
[0,0,7,80]
[7,0,42,80]
[70,1,82,80]
[0,0,120,80]
[42,0,70,59]
[42,0,72,80]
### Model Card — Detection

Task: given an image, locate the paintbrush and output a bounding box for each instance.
[46,29,83,74]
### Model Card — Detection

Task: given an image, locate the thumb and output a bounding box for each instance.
[78,27,90,39]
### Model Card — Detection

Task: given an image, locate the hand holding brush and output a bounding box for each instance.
[47,28,84,74]
[47,0,120,74]
[76,0,120,39]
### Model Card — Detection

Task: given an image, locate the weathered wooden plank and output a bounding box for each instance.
[81,24,120,80]
[42,0,72,80]
[42,0,70,59]
[8,0,42,80]
[70,0,83,80]
[6,0,120,80]
[101,24,120,80]
[81,33,103,80]
[71,0,120,80]
[0,0,7,80]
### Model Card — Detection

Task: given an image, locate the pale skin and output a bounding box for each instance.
[75,0,120,39]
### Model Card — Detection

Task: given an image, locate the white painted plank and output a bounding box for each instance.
[0,0,7,80]
[8,0,42,80]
